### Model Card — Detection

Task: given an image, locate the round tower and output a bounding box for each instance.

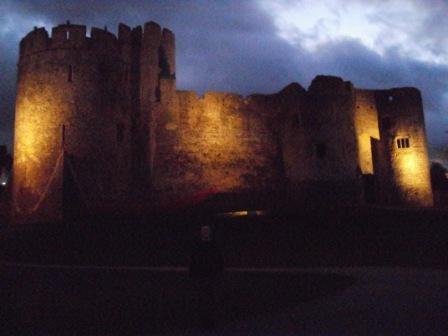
[12,23,133,223]
[375,88,433,207]
[301,75,362,204]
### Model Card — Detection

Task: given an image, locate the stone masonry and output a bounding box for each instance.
[12,21,434,223]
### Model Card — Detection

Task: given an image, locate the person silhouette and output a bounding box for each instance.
[189,225,224,329]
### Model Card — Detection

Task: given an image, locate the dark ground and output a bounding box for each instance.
[1,205,448,334]
[0,206,447,268]
[0,265,356,334]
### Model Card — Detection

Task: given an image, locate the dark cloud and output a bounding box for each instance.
[0,0,447,160]
[0,0,304,149]
[300,38,448,147]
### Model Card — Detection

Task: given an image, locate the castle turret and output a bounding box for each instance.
[372,88,433,206]
[13,23,133,223]
[134,22,177,188]
[306,76,359,180]
[297,75,362,204]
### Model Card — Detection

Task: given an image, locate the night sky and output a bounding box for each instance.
[1,0,447,163]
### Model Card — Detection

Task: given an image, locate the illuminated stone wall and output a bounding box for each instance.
[152,77,364,205]
[12,21,434,223]
[13,24,133,223]
[374,88,433,206]
[354,89,380,174]
[152,90,286,196]
[277,83,308,184]
[287,76,362,204]
[13,20,179,223]
[305,76,360,181]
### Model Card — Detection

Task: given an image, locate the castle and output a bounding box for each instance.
[12,21,434,224]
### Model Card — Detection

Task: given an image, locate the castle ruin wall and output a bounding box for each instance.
[13,23,134,223]
[12,20,435,223]
[374,88,433,206]
[152,90,284,197]
[354,89,380,175]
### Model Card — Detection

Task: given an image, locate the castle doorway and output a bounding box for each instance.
[63,153,84,220]
[362,174,376,204]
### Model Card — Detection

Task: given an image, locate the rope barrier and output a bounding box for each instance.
[14,151,64,216]
[14,151,106,218]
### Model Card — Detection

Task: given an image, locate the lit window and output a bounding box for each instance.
[396,137,410,149]
[66,31,70,40]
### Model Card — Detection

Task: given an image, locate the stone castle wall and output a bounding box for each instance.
[152,90,285,196]
[13,21,179,223]
[305,76,359,181]
[374,88,433,206]
[13,23,134,223]
[281,76,363,205]
[12,20,434,223]
[354,89,380,175]
[151,76,366,204]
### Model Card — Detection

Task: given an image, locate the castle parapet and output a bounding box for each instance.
[143,21,162,51]
[51,24,87,48]
[375,87,423,119]
[118,23,132,43]
[161,28,176,77]
[308,75,353,96]
[90,27,118,51]
[19,21,174,64]
[118,24,132,63]
[19,27,49,58]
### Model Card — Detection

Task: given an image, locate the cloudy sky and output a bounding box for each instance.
[1,0,447,161]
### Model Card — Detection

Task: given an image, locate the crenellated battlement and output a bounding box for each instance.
[20,23,120,59]
[375,87,422,113]
[118,23,132,44]
[19,21,175,68]
[308,75,354,96]
[19,27,49,58]
[51,24,87,48]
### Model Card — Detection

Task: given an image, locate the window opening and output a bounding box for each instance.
[68,65,73,82]
[66,31,70,40]
[396,137,410,149]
